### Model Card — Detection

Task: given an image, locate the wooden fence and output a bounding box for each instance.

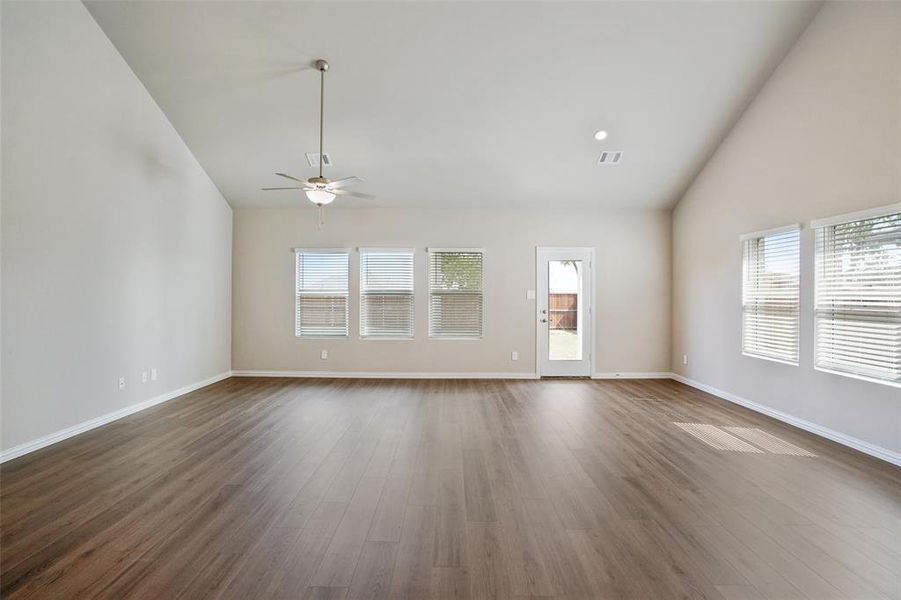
[549,293,578,330]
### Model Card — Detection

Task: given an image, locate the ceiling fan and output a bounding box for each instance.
[262,59,373,211]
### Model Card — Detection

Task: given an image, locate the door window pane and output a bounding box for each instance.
[548,260,582,361]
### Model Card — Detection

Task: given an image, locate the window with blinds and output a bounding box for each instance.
[360,249,415,338]
[429,249,483,338]
[814,208,901,384]
[295,250,349,337]
[741,227,800,364]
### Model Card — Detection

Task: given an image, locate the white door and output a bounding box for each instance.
[537,247,593,377]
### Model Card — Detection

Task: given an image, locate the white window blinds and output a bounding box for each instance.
[295,250,349,337]
[429,249,483,338]
[741,227,800,364]
[814,210,901,384]
[360,249,415,338]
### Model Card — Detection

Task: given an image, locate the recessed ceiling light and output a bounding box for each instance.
[594,130,608,141]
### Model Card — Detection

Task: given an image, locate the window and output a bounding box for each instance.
[429,249,483,338]
[813,206,901,385]
[360,249,415,338]
[294,250,349,337]
[741,226,800,364]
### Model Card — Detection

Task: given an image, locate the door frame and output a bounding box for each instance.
[535,246,595,377]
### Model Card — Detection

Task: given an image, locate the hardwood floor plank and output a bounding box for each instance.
[302,586,348,600]
[431,566,471,599]
[311,476,387,587]
[519,496,593,597]
[691,525,806,600]
[367,473,414,543]
[388,504,437,599]
[567,521,659,599]
[462,448,497,523]
[434,479,467,567]
[790,524,901,598]
[489,477,556,597]
[716,584,768,600]
[271,501,349,598]
[465,523,512,600]
[346,540,397,600]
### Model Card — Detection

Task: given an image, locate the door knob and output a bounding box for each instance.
[540,318,547,323]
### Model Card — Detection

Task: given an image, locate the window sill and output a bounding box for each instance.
[295,334,349,339]
[359,336,414,341]
[814,366,901,389]
[429,337,483,341]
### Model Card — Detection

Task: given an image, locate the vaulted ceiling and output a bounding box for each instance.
[85,1,819,209]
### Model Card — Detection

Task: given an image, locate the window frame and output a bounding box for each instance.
[427,247,485,340]
[358,247,416,340]
[739,224,801,366]
[811,203,901,388]
[293,248,351,339]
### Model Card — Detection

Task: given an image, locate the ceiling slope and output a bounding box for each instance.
[85,1,819,209]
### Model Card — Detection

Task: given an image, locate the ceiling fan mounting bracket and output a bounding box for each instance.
[314,59,329,72]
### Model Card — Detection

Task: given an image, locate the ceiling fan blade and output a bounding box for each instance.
[275,172,308,184]
[328,176,363,189]
[262,186,307,191]
[333,189,375,200]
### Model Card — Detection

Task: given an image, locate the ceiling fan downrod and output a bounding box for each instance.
[314,59,328,180]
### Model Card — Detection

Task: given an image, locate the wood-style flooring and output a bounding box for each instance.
[1,377,899,599]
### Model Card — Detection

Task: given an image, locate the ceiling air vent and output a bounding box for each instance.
[597,151,624,165]
[306,153,332,168]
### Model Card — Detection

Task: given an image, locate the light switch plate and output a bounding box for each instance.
[321,350,328,360]
[526,290,536,300]
[511,351,519,361]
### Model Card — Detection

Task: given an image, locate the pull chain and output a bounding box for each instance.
[318,204,325,229]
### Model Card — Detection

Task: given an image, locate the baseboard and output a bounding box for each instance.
[0,371,233,464]
[231,370,539,380]
[234,370,672,380]
[592,372,672,379]
[670,373,901,468]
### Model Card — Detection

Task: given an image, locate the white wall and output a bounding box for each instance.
[233,207,671,376]
[1,1,233,453]
[672,2,900,456]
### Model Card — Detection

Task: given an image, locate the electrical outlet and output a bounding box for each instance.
[118,377,126,390]
[321,349,328,360]
[151,368,158,381]
[141,371,148,383]
[682,354,688,365]
[511,351,519,361]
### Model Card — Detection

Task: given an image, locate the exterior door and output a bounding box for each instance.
[537,247,593,377]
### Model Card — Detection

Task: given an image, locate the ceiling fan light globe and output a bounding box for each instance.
[306,189,336,205]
